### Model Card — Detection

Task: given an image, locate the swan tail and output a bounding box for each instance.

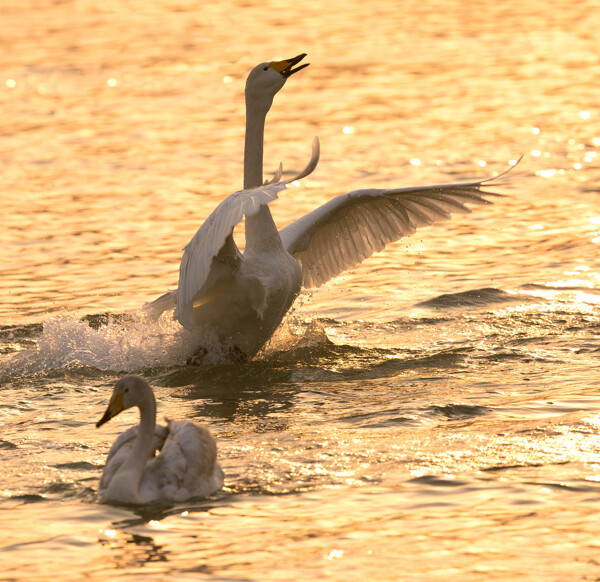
[143,290,178,319]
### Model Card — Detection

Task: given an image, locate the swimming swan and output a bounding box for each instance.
[96,375,224,504]
[147,54,516,361]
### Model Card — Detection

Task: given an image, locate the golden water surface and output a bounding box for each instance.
[1,0,600,580]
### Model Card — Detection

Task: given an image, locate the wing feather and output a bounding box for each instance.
[280,161,518,288]
[144,420,223,501]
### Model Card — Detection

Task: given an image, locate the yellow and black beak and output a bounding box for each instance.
[269,53,309,78]
[96,392,124,428]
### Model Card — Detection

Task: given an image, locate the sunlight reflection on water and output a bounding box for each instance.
[1,0,600,579]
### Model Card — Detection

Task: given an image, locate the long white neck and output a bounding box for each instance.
[109,393,157,503]
[243,95,282,251]
[243,99,268,190]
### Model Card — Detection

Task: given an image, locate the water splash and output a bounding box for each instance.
[1,310,197,375]
[0,306,340,376]
[260,316,333,356]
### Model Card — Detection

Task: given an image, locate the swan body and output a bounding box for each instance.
[146,54,517,361]
[96,375,224,504]
[175,139,319,359]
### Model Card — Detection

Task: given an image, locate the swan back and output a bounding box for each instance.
[140,420,224,502]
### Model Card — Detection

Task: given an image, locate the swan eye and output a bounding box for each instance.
[263,66,268,71]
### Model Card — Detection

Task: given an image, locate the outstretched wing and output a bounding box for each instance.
[279,160,519,288]
[175,138,320,329]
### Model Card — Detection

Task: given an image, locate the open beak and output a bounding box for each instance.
[269,53,309,78]
[96,392,124,428]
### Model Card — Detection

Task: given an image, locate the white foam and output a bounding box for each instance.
[0,298,332,376]
[2,309,199,375]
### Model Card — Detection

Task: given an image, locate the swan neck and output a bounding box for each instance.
[244,99,269,189]
[244,93,282,249]
[134,396,156,458]
[123,394,157,489]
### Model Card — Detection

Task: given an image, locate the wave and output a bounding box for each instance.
[416,287,537,309]
[424,403,490,420]
[2,283,595,379]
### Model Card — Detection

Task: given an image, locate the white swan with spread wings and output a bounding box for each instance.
[147,54,516,361]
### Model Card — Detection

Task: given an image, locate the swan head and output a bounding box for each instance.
[245,53,308,107]
[96,375,154,428]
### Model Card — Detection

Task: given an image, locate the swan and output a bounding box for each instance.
[96,375,224,504]
[147,54,517,361]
